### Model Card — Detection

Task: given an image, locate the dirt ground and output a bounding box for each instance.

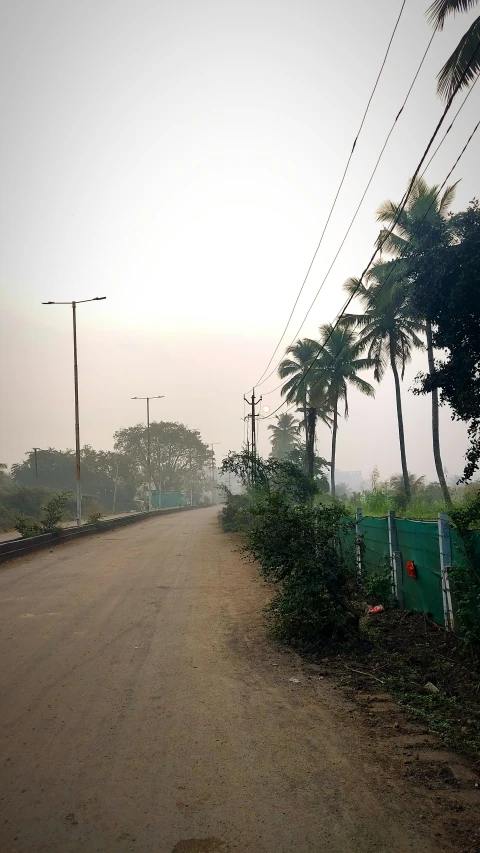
[0,507,479,852]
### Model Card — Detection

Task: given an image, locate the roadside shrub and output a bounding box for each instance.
[41,491,71,532]
[244,494,362,648]
[220,491,253,532]
[14,515,43,539]
[364,564,395,608]
[87,512,103,525]
[13,491,72,538]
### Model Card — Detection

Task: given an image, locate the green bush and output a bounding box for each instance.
[41,491,71,532]
[13,491,72,538]
[220,492,253,532]
[364,564,395,607]
[14,515,43,539]
[244,494,362,648]
[87,512,103,525]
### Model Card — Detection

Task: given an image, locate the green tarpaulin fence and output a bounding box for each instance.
[338,512,478,631]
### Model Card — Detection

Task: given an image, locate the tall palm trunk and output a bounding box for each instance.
[389,344,411,504]
[426,321,451,506]
[330,392,338,497]
[306,407,317,480]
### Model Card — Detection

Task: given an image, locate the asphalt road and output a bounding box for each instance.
[0,507,449,852]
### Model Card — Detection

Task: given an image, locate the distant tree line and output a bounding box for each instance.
[0,420,211,530]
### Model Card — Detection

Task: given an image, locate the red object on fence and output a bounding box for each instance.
[368,604,385,614]
[406,560,417,578]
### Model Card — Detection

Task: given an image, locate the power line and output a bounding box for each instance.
[251,0,408,388]
[421,72,480,178]
[255,27,437,393]
[258,99,480,422]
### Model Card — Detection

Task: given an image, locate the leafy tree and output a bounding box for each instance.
[268,413,300,460]
[344,265,423,502]
[375,177,458,504]
[426,0,480,101]
[279,339,332,480]
[408,200,480,480]
[315,323,374,497]
[221,449,318,505]
[114,421,210,495]
[285,448,330,493]
[11,447,136,512]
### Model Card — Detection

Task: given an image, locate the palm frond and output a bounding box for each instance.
[349,374,375,397]
[427,0,479,30]
[437,17,480,101]
[439,181,460,213]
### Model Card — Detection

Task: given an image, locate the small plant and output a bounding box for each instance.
[87,512,103,525]
[364,564,395,608]
[41,491,71,532]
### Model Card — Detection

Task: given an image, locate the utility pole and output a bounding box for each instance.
[43,296,106,526]
[131,395,164,511]
[189,450,193,506]
[33,447,40,487]
[209,442,220,504]
[112,459,120,514]
[243,389,262,481]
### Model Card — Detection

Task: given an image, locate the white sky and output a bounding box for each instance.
[1,0,479,482]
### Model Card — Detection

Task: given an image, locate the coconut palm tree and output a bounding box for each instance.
[315,324,375,497]
[268,413,300,460]
[376,177,457,505]
[427,0,480,101]
[343,265,424,503]
[390,472,426,506]
[279,339,332,479]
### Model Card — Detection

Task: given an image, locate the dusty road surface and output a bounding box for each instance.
[0,507,472,852]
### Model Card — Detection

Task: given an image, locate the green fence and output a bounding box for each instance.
[354,511,461,630]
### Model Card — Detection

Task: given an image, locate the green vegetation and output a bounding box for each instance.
[14,491,72,538]
[1,420,210,533]
[426,0,480,101]
[221,450,360,649]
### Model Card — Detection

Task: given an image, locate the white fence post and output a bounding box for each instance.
[438,513,455,632]
[355,508,363,578]
[388,510,400,603]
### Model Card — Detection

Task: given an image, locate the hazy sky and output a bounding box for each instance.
[1,0,479,482]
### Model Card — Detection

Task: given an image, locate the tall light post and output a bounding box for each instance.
[32,447,41,487]
[42,297,106,526]
[131,396,164,511]
[209,442,220,504]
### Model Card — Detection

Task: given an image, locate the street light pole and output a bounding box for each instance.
[42,297,106,526]
[33,447,40,487]
[131,396,164,511]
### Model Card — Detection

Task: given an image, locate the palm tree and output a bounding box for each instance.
[376,177,457,505]
[343,265,424,503]
[390,472,426,506]
[427,0,480,101]
[268,413,300,460]
[315,324,375,497]
[279,339,332,479]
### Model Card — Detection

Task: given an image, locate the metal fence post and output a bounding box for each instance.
[355,508,363,578]
[438,513,455,632]
[392,551,404,609]
[388,510,400,604]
